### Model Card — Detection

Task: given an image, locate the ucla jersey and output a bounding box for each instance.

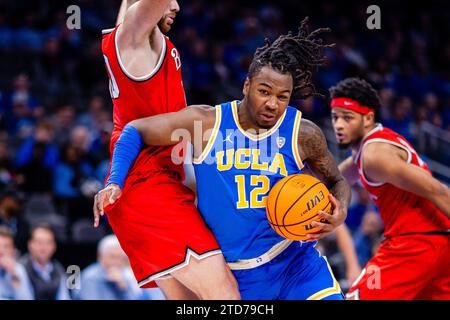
[193,100,313,262]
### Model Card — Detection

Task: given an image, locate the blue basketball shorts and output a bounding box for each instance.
[231,241,344,300]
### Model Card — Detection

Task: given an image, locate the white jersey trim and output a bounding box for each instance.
[359,138,412,187]
[291,110,305,170]
[354,123,384,165]
[193,105,222,164]
[137,248,222,287]
[345,288,361,300]
[231,100,287,141]
[114,24,167,81]
[102,28,115,35]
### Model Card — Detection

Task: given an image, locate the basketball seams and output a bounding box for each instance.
[281,181,322,227]
[281,198,331,237]
[270,199,331,238]
[270,175,300,238]
[270,200,331,227]
[267,174,332,241]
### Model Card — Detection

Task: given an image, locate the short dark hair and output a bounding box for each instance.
[30,223,55,240]
[0,225,14,242]
[248,17,333,102]
[0,188,25,204]
[329,77,381,119]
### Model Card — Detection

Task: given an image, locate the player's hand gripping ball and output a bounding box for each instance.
[266,174,332,241]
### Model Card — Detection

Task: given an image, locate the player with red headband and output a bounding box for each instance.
[329,77,450,300]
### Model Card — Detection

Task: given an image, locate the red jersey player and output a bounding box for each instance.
[95,0,239,299]
[329,77,450,299]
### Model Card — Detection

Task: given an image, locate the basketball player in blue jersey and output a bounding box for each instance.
[94,18,351,300]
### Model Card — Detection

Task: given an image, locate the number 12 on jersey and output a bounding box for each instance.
[235,175,270,209]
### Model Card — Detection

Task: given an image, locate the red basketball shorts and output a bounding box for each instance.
[347,233,450,299]
[105,171,221,288]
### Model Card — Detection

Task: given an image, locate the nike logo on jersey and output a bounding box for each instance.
[224,132,233,143]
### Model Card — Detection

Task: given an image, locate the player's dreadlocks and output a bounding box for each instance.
[248,17,334,101]
[329,77,381,119]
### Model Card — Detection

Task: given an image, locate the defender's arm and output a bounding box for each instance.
[116,0,139,26]
[363,142,450,219]
[120,0,171,45]
[129,105,215,147]
[93,105,215,226]
[338,156,359,187]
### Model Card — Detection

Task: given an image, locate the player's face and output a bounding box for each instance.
[243,66,293,129]
[331,107,365,149]
[158,0,180,33]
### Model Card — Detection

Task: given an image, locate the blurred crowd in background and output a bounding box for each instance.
[0,0,449,299]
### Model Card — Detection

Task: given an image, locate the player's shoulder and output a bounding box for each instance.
[186,105,217,122]
[366,125,400,141]
[101,26,118,52]
[298,118,326,141]
[297,118,328,160]
[362,141,399,167]
[188,104,216,114]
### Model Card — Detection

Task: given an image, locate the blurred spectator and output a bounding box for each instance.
[0,141,15,188]
[20,224,70,300]
[0,226,33,300]
[0,189,29,253]
[70,126,92,154]
[79,107,113,169]
[353,210,384,267]
[51,104,76,147]
[77,96,107,132]
[32,36,65,103]
[53,144,95,222]
[377,87,395,122]
[15,121,58,194]
[384,96,414,142]
[1,74,42,136]
[76,235,155,300]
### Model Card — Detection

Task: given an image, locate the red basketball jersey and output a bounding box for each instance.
[354,124,450,237]
[101,25,186,179]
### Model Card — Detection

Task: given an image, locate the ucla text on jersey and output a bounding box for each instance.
[193,100,314,262]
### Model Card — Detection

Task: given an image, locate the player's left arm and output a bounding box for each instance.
[116,0,139,26]
[363,142,450,219]
[298,119,352,240]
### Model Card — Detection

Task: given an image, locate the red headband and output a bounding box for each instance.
[330,97,374,115]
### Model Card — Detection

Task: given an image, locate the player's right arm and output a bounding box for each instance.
[338,156,359,186]
[93,105,215,227]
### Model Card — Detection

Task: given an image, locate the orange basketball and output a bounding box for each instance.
[266,174,332,241]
